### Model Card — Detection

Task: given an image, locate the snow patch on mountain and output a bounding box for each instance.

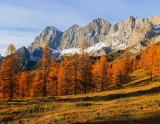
[28,16,160,59]
[51,49,60,54]
[60,42,111,56]
[61,48,81,55]
[85,42,108,52]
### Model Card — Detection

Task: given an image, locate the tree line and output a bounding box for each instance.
[0,42,160,100]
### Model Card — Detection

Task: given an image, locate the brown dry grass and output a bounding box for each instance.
[0,69,160,124]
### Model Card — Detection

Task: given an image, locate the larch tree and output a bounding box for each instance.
[78,53,93,94]
[48,58,58,96]
[41,42,52,97]
[141,44,160,80]
[112,60,123,87]
[92,59,100,92]
[58,57,73,95]
[0,43,19,100]
[18,72,31,98]
[149,44,160,79]
[98,55,109,91]
[120,51,131,84]
[152,46,160,78]
[79,40,93,93]
[30,72,42,97]
[0,65,3,99]
[92,56,109,91]
[57,58,68,96]
[68,54,81,95]
[6,43,16,55]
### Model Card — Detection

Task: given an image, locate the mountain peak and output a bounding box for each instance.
[148,16,160,25]
[127,16,135,20]
[28,26,63,52]
[28,16,160,57]
[90,18,111,25]
[92,18,108,22]
[68,24,79,30]
[121,16,136,24]
[71,24,79,28]
[42,26,61,33]
[17,46,28,51]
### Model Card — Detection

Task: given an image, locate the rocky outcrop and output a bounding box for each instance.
[103,16,153,52]
[149,16,160,25]
[0,54,3,63]
[59,18,111,49]
[15,47,31,70]
[0,54,2,59]
[28,16,160,56]
[28,26,63,52]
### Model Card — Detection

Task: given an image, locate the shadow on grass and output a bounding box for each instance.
[127,78,150,86]
[0,116,14,123]
[55,86,160,102]
[76,112,160,124]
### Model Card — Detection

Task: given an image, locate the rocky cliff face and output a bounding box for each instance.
[28,26,63,52]
[15,47,31,70]
[59,18,111,49]
[0,54,2,59]
[28,16,160,56]
[0,54,3,63]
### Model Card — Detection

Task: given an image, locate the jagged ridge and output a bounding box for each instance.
[28,16,160,57]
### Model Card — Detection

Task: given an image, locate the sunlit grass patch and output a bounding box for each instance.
[125,68,150,87]
[1,69,160,123]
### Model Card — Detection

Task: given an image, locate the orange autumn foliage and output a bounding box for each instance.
[1,41,160,99]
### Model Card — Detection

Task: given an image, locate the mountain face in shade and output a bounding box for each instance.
[28,16,160,57]
[15,47,31,70]
[0,54,3,63]
[0,54,2,59]
[1,47,32,70]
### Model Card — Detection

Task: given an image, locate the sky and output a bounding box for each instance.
[0,0,159,55]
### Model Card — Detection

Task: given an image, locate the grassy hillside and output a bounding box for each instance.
[1,69,160,124]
